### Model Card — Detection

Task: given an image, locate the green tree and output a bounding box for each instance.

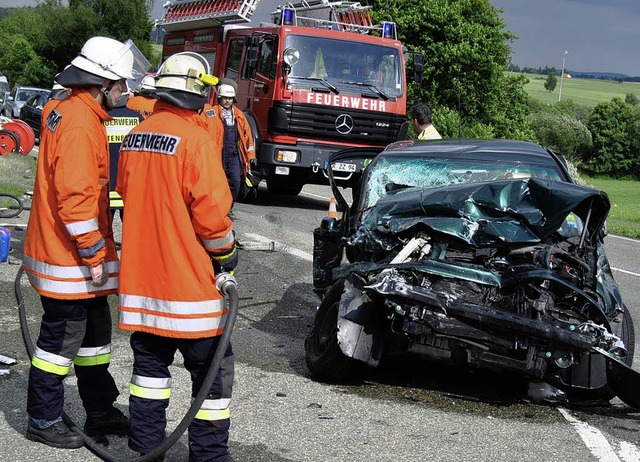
[0,35,53,87]
[582,98,639,177]
[0,0,157,87]
[544,72,557,92]
[373,0,531,139]
[625,92,639,106]
[529,112,592,159]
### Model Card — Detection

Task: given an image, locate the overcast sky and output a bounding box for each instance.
[6,0,640,77]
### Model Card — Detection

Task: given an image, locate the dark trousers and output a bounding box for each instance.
[128,332,234,461]
[27,296,119,420]
[222,151,242,204]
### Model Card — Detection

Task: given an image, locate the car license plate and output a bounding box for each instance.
[331,162,356,172]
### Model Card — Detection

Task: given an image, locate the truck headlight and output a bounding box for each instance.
[275,149,299,164]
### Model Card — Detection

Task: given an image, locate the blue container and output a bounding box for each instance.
[0,227,10,263]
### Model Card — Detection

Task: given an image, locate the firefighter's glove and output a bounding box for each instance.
[212,245,238,275]
[89,261,109,287]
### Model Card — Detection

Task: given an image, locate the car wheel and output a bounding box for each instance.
[305,279,360,382]
[566,307,635,404]
[266,176,303,195]
[605,307,639,408]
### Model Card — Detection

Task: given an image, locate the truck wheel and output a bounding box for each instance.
[305,279,360,382]
[266,176,303,195]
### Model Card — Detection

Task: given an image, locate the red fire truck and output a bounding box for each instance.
[158,0,422,195]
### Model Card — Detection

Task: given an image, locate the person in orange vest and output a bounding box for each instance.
[213,78,255,215]
[126,73,157,119]
[22,36,149,450]
[116,52,237,461]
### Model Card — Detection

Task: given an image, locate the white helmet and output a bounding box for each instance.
[218,84,236,98]
[137,74,156,91]
[155,52,209,95]
[71,37,143,81]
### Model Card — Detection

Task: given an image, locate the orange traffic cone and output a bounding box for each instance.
[327,197,338,218]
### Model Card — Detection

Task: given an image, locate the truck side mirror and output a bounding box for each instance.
[413,53,424,85]
[243,35,261,80]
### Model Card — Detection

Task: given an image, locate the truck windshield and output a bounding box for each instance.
[284,34,403,98]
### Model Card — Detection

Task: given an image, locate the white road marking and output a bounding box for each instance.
[613,267,640,277]
[619,441,640,462]
[558,407,640,462]
[608,234,640,243]
[243,233,313,262]
[300,191,330,201]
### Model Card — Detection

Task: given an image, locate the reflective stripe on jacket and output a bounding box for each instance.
[23,89,119,300]
[116,100,235,339]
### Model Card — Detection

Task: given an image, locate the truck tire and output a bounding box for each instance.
[305,279,361,382]
[266,176,303,195]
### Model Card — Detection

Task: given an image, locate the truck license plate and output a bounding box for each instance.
[331,162,356,172]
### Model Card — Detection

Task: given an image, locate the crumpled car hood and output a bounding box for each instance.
[364,178,610,246]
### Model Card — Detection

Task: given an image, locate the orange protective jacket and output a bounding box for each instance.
[212,104,255,173]
[126,95,156,119]
[192,102,223,162]
[23,89,119,300]
[116,100,236,339]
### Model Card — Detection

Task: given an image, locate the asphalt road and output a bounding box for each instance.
[0,182,639,462]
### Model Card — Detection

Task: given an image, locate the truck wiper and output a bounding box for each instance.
[339,81,389,100]
[292,76,340,94]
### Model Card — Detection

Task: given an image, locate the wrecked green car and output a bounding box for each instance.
[306,139,639,408]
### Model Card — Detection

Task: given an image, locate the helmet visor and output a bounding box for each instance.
[105,39,151,81]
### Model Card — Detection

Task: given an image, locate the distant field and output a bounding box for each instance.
[515,72,640,106]
[584,176,640,239]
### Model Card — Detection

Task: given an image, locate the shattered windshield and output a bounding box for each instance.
[284,34,403,98]
[361,156,564,215]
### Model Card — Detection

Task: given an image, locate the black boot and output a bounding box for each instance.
[26,421,84,449]
[84,406,129,437]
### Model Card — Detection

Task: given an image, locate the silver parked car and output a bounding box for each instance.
[3,86,50,119]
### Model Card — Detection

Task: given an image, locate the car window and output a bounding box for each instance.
[361,156,564,212]
[17,91,31,102]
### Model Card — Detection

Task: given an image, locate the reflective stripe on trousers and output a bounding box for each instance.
[27,296,119,420]
[128,332,234,461]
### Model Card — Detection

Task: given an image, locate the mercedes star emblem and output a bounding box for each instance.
[335,114,354,135]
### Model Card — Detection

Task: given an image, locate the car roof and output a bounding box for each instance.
[382,139,560,166]
[15,86,49,92]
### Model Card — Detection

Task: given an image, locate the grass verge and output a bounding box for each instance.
[584,176,640,239]
[0,154,36,197]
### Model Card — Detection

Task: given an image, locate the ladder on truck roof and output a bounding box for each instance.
[271,0,375,34]
[157,0,261,32]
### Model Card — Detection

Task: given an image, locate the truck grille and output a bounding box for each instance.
[271,101,406,145]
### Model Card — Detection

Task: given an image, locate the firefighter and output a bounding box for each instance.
[22,36,149,449]
[107,92,144,224]
[175,51,224,158]
[116,52,237,461]
[213,79,255,213]
[126,73,157,119]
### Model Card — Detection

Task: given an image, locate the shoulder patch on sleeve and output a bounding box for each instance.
[46,109,62,132]
[205,109,216,118]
